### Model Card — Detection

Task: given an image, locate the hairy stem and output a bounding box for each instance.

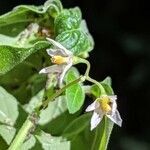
[8,117,33,150]
[8,76,82,150]
[74,57,91,77]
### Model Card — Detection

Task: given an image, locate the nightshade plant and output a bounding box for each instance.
[0,0,122,150]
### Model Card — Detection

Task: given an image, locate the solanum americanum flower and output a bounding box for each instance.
[39,38,73,86]
[86,95,122,130]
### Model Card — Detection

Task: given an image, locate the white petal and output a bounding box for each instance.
[85,101,99,112]
[109,95,117,101]
[107,110,122,127]
[39,65,63,74]
[111,99,117,115]
[46,48,67,57]
[59,63,72,87]
[46,38,72,56]
[91,111,103,130]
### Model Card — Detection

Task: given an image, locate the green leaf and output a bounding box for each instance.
[54,8,94,56]
[54,8,81,35]
[65,68,85,114]
[0,86,19,126]
[63,113,91,138]
[56,29,93,55]
[0,40,49,75]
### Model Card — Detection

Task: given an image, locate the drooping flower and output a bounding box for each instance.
[39,38,73,86]
[86,95,122,130]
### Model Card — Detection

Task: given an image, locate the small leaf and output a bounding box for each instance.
[66,68,85,114]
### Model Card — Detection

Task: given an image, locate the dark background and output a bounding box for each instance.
[0,0,150,149]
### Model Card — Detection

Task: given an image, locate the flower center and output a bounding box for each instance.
[99,96,112,113]
[51,55,68,64]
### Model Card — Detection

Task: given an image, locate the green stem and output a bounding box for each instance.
[8,76,82,150]
[41,76,82,109]
[8,117,33,150]
[74,57,91,77]
[86,76,106,95]
[74,57,106,96]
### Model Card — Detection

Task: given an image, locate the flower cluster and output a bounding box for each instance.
[40,38,122,131]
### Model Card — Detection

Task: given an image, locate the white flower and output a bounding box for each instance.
[86,95,122,130]
[39,38,73,86]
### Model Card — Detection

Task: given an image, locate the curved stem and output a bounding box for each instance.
[74,57,91,77]
[74,57,106,95]
[86,76,106,95]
